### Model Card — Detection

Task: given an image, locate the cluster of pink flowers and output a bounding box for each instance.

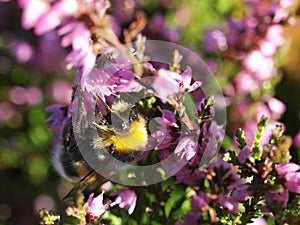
[19,0,110,77]
[203,0,296,144]
[176,119,300,224]
[85,187,137,222]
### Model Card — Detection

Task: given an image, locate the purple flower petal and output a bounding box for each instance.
[86,192,110,221]
[153,69,180,103]
[231,184,252,202]
[275,162,300,176]
[110,188,137,215]
[285,171,300,194]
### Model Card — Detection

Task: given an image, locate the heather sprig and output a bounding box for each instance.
[176,118,298,225]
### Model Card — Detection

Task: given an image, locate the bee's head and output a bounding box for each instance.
[110,101,140,135]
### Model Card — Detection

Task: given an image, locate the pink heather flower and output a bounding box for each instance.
[209,157,232,171]
[266,25,285,47]
[9,86,43,106]
[110,188,137,215]
[175,212,200,225]
[204,28,228,52]
[58,20,96,76]
[294,131,300,148]
[180,67,202,93]
[175,168,206,186]
[174,135,198,161]
[235,70,259,94]
[255,103,272,121]
[146,13,180,43]
[48,80,72,105]
[280,0,295,8]
[26,86,43,105]
[86,192,110,221]
[0,103,15,124]
[259,40,276,57]
[265,189,289,210]
[275,162,300,176]
[285,171,300,194]
[208,158,242,190]
[19,0,50,30]
[191,192,210,211]
[242,50,274,80]
[231,184,252,202]
[174,166,193,185]
[153,69,181,103]
[267,97,286,120]
[10,40,34,63]
[9,86,27,105]
[78,67,114,101]
[218,194,239,213]
[273,8,289,23]
[19,0,106,75]
[45,104,70,154]
[249,217,267,225]
[238,146,253,164]
[243,120,285,147]
[207,59,218,74]
[150,110,177,151]
[34,0,79,35]
[276,163,300,194]
[261,122,285,146]
[153,68,201,104]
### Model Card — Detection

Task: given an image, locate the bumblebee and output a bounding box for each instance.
[52,100,149,197]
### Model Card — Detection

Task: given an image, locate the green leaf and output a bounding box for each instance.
[164,185,186,218]
[143,190,156,204]
[252,116,268,161]
[161,177,175,192]
[235,128,247,150]
[101,211,123,225]
[269,125,283,145]
[172,197,191,220]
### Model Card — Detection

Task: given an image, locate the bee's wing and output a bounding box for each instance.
[63,170,107,200]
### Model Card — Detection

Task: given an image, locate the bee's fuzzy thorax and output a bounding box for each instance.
[102,118,148,153]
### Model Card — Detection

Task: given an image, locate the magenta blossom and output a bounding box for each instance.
[153,67,201,104]
[204,28,228,53]
[175,212,200,225]
[45,104,70,154]
[86,192,110,222]
[153,69,181,103]
[293,131,300,148]
[265,189,289,211]
[218,194,239,213]
[267,97,286,120]
[191,192,210,211]
[174,135,198,161]
[19,0,110,76]
[58,20,96,77]
[110,187,137,215]
[19,0,50,30]
[231,184,252,202]
[34,0,79,35]
[276,162,300,194]
[275,162,300,176]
